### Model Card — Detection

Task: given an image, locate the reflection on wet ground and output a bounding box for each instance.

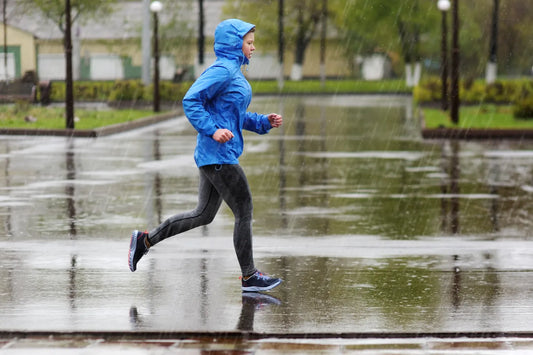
[1,95,533,351]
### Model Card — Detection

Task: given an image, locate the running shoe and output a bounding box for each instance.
[128,230,150,272]
[241,271,282,292]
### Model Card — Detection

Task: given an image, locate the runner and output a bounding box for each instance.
[128,19,283,292]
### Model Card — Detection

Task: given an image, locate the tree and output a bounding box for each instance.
[223,0,329,81]
[15,0,116,129]
[137,0,194,83]
[2,0,7,82]
[485,0,499,83]
[449,1,533,78]
[221,0,533,82]
[289,0,324,80]
[493,0,533,75]
[13,0,118,83]
[16,0,115,33]
[156,0,194,71]
[337,0,438,86]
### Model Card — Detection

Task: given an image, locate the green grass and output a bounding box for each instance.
[251,79,409,94]
[0,104,157,130]
[2,79,410,131]
[422,105,533,129]
[25,80,533,132]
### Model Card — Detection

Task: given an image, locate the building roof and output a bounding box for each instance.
[5,0,225,41]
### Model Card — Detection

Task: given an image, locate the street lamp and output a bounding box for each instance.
[437,0,450,111]
[198,0,205,66]
[150,0,163,112]
[65,0,75,129]
[277,0,284,90]
[450,0,460,124]
[437,0,451,11]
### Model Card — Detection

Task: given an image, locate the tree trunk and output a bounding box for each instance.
[486,0,499,84]
[291,5,307,81]
[486,62,497,84]
[289,1,320,81]
[291,39,306,80]
[290,63,303,81]
[405,63,413,87]
[404,61,421,87]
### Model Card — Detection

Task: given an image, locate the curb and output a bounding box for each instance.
[3,330,533,341]
[421,127,533,140]
[0,110,181,138]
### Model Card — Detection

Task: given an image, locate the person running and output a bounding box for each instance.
[128,19,283,292]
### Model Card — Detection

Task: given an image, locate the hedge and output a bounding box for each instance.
[414,77,533,119]
[48,80,191,104]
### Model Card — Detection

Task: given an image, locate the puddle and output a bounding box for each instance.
[0,95,532,335]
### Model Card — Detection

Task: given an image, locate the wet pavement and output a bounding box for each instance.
[1,95,533,353]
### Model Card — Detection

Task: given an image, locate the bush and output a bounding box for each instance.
[108,80,145,102]
[49,81,115,101]
[512,80,533,119]
[75,81,115,101]
[518,80,533,98]
[415,78,528,105]
[461,81,486,103]
[413,85,433,103]
[143,81,189,103]
[50,81,65,101]
[48,80,190,104]
[413,77,441,103]
[485,81,519,103]
[513,96,533,119]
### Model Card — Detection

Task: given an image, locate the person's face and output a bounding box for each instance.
[242,32,255,60]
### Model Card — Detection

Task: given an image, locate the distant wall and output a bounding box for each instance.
[34,37,355,81]
[0,24,36,79]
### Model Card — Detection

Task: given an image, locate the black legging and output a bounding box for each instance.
[148,164,256,277]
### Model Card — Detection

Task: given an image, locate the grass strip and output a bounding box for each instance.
[251,79,409,94]
[0,105,157,130]
[422,105,533,129]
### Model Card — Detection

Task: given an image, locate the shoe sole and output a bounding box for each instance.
[128,230,138,272]
[242,279,282,292]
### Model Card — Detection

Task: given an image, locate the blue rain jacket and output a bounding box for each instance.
[183,19,272,168]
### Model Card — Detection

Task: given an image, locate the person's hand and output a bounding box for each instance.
[212,128,234,143]
[268,113,283,128]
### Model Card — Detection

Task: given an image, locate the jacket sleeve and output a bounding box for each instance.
[182,65,231,136]
[243,112,272,134]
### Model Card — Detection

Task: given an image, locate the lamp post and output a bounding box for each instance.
[150,1,163,112]
[437,0,450,111]
[277,0,284,90]
[450,0,460,124]
[65,0,75,129]
[3,0,8,82]
[198,0,204,66]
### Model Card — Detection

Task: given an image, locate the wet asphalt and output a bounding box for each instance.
[1,95,533,353]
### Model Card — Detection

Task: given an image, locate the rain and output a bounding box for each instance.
[2,0,533,353]
[1,94,533,350]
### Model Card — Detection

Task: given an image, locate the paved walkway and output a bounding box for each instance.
[1,97,533,353]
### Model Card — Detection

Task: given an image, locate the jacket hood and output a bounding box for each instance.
[214,19,255,66]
